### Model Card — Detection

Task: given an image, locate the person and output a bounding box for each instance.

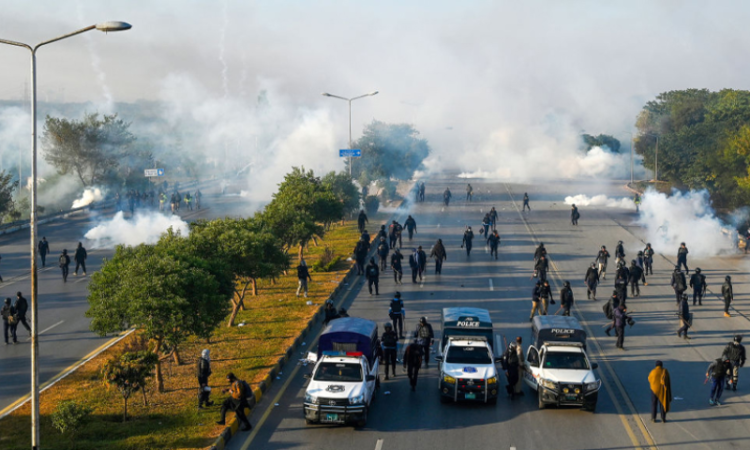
[677,242,689,273]
[722,276,733,317]
[636,251,648,285]
[361,229,371,250]
[377,224,388,242]
[394,221,403,249]
[357,210,369,234]
[408,249,419,284]
[604,290,620,337]
[615,268,628,308]
[159,191,167,212]
[323,299,338,325]
[296,260,312,298]
[643,243,655,275]
[648,361,672,423]
[614,240,625,268]
[585,262,600,300]
[415,317,434,368]
[481,214,490,237]
[403,336,424,391]
[512,336,525,395]
[443,187,452,206]
[59,249,71,282]
[614,304,629,350]
[722,335,746,391]
[184,192,193,211]
[571,204,580,226]
[216,372,252,431]
[388,221,401,250]
[533,242,547,265]
[73,242,87,276]
[539,280,553,315]
[596,245,610,280]
[381,323,399,380]
[522,192,531,211]
[419,182,425,202]
[390,248,404,285]
[462,226,475,256]
[430,239,447,274]
[535,255,549,282]
[13,292,30,335]
[530,281,542,321]
[677,294,691,340]
[670,266,687,305]
[354,237,369,276]
[489,207,499,230]
[197,349,214,409]
[558,281,574,316]
[502,336,522,398]
[389,292,405,338]
[707,357,730,406]
[634,193,641,213]
[487,230,501,260]
[377,237,390,272]
[417,246,427,280]
[690,268,707,306]
[194,189,202,209]
[466,183,473,202]
[1,298,16,345]
[629,260,644,297]
[404,215,417,240]
[365,258,380,295]
[38,237,50,268]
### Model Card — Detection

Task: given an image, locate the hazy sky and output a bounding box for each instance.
[1,0,749,176]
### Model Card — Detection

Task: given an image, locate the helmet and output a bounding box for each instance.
[380,237,386,241]
[564,281,571,287]
[646,243,651,247]
[394,291,401,298]
[726,275,732,281]
[695,268,701,273]
[638,251,643,256]
[384,322,393,330]
[735,335,743,343]
[419,317,427,324]
[325,299,334,305]
[618,240,623,244]
[631,260,637,265]
[681,242,686,246]
[602,245,606,249]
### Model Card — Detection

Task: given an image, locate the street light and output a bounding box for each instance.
[322,91,379,176]
[0,21,131,450]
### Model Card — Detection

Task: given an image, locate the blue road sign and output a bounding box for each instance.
[157,168,165,176]
[339,149,362,158]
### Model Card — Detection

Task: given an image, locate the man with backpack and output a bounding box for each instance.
[381,323,399,380]
[1,298,16,345]
[377,237,390,272]
[707,358,730,406]
[722,335,746,391]
[690,268,707,306]
[671,266,687,305]
[389,292,405,338]
[59,249,71,283]
[216,372,252,431]
[415,317,434,368]
[366,258,380,295]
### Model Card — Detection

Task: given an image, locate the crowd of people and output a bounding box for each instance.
[114,187,203,215]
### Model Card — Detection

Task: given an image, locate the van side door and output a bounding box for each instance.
[524,346,541,391]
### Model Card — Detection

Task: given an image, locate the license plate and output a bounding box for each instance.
[565,394,577,401]
[323,413,339,422]
[465,393,476,400]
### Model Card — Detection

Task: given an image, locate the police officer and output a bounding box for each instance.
[690,268,707,306]
[530,281,542,321]
[558,281,574,316]
[377,237,390,272]
[535,255,549,283]
[539,280,553,315]
[415,317,434,368]
[403,335,424,391]
[357,209,369,234]
[197,349,214,409]
[404,215,417,240]
[462,226,475,256]
[614,304,629,350]
[365,258,380,295]
[353,237,369,275]
[614,266,628,308]
[722,335,746,391]
[389,292,405,338]
[628,260,644,297]
[677,242,689,273]
[643,243,655,275]
[636,251,647,285]
[614,240,625,267]
[585,262,599,300]
[596,245,610,280]
[670,265,687,305]
[487,230,501,260]
[381,323,399,380]
[604,290,620,337]
[391,248,404,285]
[677,294,691,340]
[360,229,371,250]
[722,275,733,317]
[502,337,522,398]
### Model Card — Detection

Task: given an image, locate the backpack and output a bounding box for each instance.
[390,299,402,314]
[418,324,431,339]
[713,360,728,379]
[675,273,686,290]
[382,332,397,347]
[725,344,742,361]
[368,266,378,278]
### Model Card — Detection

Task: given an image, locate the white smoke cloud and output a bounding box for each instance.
[564,194,635,209]
[636,189,736,257]
[72,187,105,209]
[84,211,189,249]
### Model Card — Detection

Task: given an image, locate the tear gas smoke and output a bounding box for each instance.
[636,189,736,257]
[84,211,189,249]
[564,194,635,209]
[72,187,105,209]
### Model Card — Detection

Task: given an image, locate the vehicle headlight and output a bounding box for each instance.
[585,380,601,392]
[540,378,558,390]
[443,375,456,384]
[304,393,319,404]
[349,394,365,405]
[487,377,497,385]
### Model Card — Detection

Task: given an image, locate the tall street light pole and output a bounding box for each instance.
[322,91,379,176]
[0,21,131,450]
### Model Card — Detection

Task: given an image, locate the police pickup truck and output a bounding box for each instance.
[435,307,503,404]
[523,316,600,411]
[303,317,380,427]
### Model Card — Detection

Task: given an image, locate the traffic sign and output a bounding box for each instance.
[145,168,165,177]
[339,149,362,158]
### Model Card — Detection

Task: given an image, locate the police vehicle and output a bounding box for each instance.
[435,307,503,404]
[523,316,600,411]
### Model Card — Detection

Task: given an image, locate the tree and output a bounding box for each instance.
[0,170,18,221]
[86,242,229,391]
[51,400,93,439]
[351,121,431,182]
[322,171,360,219]
[102,351,157,421]
[189,217,289,327]
[42,113,137,187]
[581,134,621,153]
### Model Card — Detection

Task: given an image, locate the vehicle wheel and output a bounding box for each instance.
[537,389,547,410]
[356,407,368,428]
[440,395,451,404]
[584,401,597,412]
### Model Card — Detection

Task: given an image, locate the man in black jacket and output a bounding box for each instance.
[677,294,691,340]
[596,245,610,280]
[73,242,87,276]
[377,237,390,272]
[677,242,689,273]
[296,260,312,298]
[404,215,417,240]
[403,336,424,391]
[614,240,625,267]
[535,255,549,283]
[628,260,644,297]
[585,263,599,300]
[381,323,399,380]
[690,268,707,306]
[59,249,71,282]
[530,281,542,321]
[671,266,687,305]
[643,243,655,275]
[409,249,419,284]
[502,337,522,398]
[357,210,368,234]
[571,204,580,226]
[391,249,404,285]
[354,238,369,275]
[462,227,474,256]
[539,280,553,315]
[1,298,16,345]
[487,230,501,260]
[366,258,380,295]
[14,292,31,335]
[722,276,733,317]
[417,246,427,280]
[197,349,214,408]
[430,239,447,274]
[38,237,50,268]
[559,281,574,316]
[415,317,434,368]
[722,335,746,391]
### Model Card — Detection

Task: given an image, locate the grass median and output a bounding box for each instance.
[0,220,365,450]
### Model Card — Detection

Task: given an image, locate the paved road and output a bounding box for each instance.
[228,177,750,450]
[0,184,247,413]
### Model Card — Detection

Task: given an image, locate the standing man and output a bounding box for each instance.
[296,260,312,298]
[388,221,399,250]
[539,280,553,315]
[415,317,434,368]
[677,294,691,340]
[596,245,610,280]
[443,187,452,206]
[585,262,599,300]
[404,215,417,240]
[614,304,629,350]
[1,298,16,345]
[614,240,625,268]
[570,204,580,226]
[38,237,50,268]
[390,248,404,285]
[502,336,522,398]
[365,258,380,295]
[216,373,252,431]
[643,243,655,275]
[403,336,424,391]
[389,292,405,339]
[73,242,87,276]
[677,242,689,273]
[194,189,202,209]
[419,182,425,202]
[722,276,733,318]
[722,335,746,391]
[690,268,707,306]
[417,246,427,281]
[357,210,368,234]
[487,230,501,260]
[489,207,499,231]
[430,239,447,275]
[535,255,549,283]
[381,323,399,380]
[481,214,491,238]
[522,192,531,211]
[466,183,473,202]
[707,357,730,406]
[13,292,31,336]
[558,281,574,316]
[462,226,475,256]
[59,249,71,282]
[533,242,547,266]
[634,193,641,213]
[670,266,687,305]
[377,237,390,272]
[604,290,620,337]
[530,281,542,321]
[648,361,672,423]
[629,260,644,298]
[197,349,213,409]
[409,249,419,284]
[354,237,369,276]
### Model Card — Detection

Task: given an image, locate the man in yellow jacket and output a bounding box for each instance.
[648,360,672,423]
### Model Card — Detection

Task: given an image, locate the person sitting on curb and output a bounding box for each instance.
[216,372,252,431]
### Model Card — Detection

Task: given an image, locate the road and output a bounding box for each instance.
[0,183,250,414]
[228,177,750,450]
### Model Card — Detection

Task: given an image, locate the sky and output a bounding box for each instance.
[1,0,749,181]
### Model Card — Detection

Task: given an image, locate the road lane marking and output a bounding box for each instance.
[25,320,64,341]
[374,439,384,450]
[489,279,494,291]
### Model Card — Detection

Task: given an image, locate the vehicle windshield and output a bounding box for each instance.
[543,352,589,370]
[313,362,363,382]
[446,346,492,365]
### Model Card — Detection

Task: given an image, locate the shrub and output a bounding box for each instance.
[51,400,93,438]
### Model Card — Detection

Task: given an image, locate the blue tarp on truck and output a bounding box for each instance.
[318,317,379,365]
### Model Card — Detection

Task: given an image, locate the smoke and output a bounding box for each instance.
[564,194,635,209]
[84,211,189,249]
[72,187,105,209]
[75,0,114,112]
[636,189,736,257]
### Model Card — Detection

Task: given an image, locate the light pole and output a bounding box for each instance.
[322,91,378,176]
[642,132,659,182]
[622,131,634,185]
[0,21,131,450]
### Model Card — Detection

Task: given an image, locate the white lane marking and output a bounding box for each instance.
[510,447,516,450]
[25,320,64,341]
[375,439,384,450]
[74,275,89,284]
[489,279,494,291]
